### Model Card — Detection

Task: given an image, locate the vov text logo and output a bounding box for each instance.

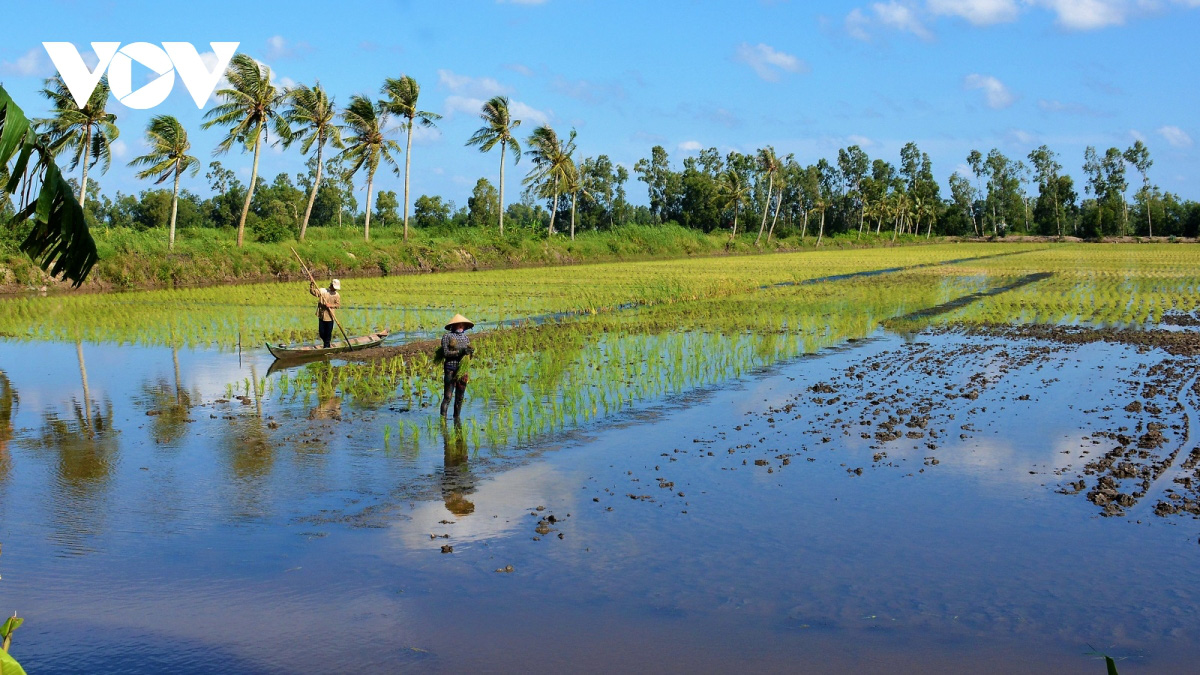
[42,42,239,110]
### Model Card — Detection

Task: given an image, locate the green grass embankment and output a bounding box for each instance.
[0,224,937,293]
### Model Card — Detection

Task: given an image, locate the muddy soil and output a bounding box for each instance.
[575,323,1200,529]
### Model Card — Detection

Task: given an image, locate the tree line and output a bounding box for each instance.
[8,52,1200,251]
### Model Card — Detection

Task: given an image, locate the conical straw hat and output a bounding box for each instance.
[445,313,474,330]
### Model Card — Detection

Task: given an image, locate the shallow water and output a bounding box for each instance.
[2,329,1199,673]
[4,246,1200,672]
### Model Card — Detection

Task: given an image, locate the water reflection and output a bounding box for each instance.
[222,364,274,484]
[21,344,119,555]
[139,348,197,445]
[441,420,475,517]
[0,369,16,482]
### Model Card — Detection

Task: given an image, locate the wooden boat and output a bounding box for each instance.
[266,330,389,360]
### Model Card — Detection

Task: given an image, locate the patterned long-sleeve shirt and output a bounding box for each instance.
[309,282,341,321]
[441,331,471,370]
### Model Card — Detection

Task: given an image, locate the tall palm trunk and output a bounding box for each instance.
[79,124,92,206]
[857,200,865,239]
[801,209,808,238]
[816,209,826,247]
[570,191,577,240]
[548,175,559,236]
[766,190,783,243]
[730,202,740,240]
[403,123,413,241]
[299,140,325,242]
[498,140,507,236]
[169,159,180,251]
[237,122,264,248]
[364,170,375,242]
[754,174,773,245]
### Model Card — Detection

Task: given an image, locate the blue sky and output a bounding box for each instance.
[1,0,1197,207]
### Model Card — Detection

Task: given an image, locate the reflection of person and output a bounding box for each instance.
[441,420,475,516]
[308,278,341,348]
[439,313,474,418]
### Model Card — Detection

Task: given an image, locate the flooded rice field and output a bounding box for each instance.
[3,243,1200,672]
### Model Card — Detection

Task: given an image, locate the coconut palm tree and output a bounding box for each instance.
[754,146,779,246]
[202,54,290,247]
[339,94,401,242]
[128,115,199,250]
[37,74,119,207]
[523,125,577,237]
[718,168,749,240]
[380,76,441,241]
[465,96,522,236]
[563,162,596,241]
[281,82,343,241]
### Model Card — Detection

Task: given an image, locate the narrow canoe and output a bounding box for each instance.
[266,330,389,360]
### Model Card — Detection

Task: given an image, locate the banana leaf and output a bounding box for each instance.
[1,84,98,287]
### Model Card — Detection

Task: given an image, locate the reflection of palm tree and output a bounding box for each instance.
[223,364,273,482]
[0,370,18,481]
[441,421,475,517]
[140,347,195,444]
[27,395,118,555]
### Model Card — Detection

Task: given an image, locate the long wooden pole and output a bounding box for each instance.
[291,247,354,350]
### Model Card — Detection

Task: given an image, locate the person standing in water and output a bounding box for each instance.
[309,278,341,348]
[440,313,474,418]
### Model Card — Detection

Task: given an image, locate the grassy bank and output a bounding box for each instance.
[0,223,936,293]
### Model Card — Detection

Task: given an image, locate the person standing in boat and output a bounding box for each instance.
[440,314,474,418]
[309,278,341,348]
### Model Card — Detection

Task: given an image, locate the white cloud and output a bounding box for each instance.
[443,95,485,117]
[733,42,807,82]
[677,140,703,152]
[845,8,873,39]
[411,125,443,144]
[873,2,933,39]
[504,63,534,77]
[509,100,551,126]
[264,35,311,60]
[0,47,47,76]
[964,73,1015,109]
[109,139,128,159]
[1031,0,1129,29]
[845,0,1199,37]
[1005,128,1036,145]
[928,0,1019,24]
[847,134,875,148]
[444,94,550,126]
[1158,125,1193,148]
[437,69,510,98]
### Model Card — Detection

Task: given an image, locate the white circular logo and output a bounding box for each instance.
[107,42,175,110]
